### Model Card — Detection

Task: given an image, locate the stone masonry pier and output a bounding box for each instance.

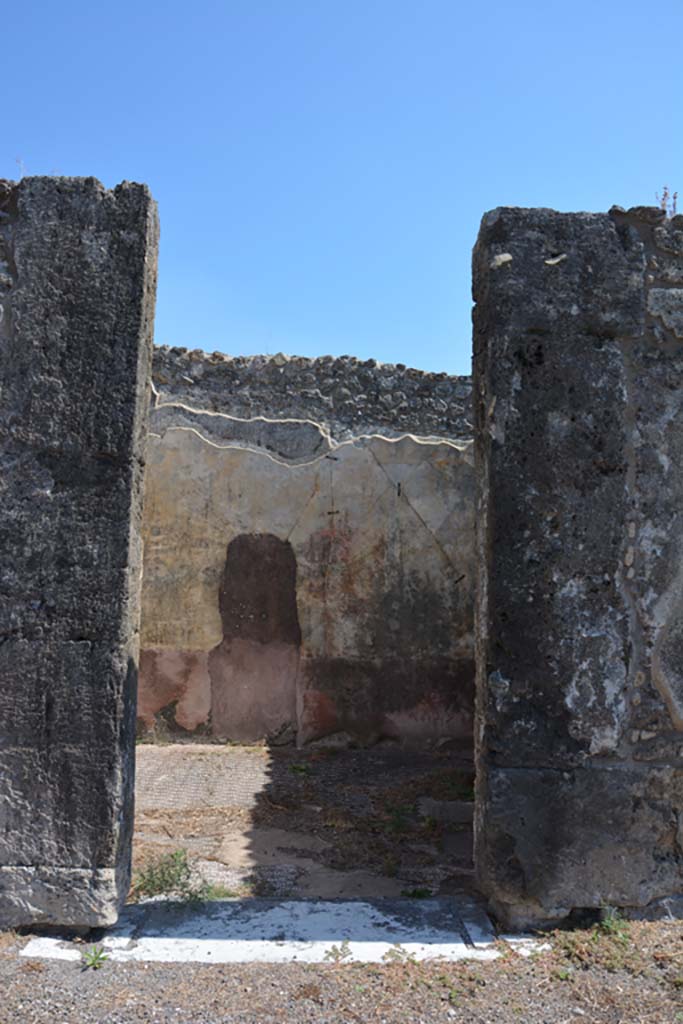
[473,205,683,927]
[0,178,158,927]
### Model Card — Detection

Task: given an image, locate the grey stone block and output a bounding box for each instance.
[473,206,683,928]
[478,765,683,927]
[417,797,474,824]
[0,177,158,927]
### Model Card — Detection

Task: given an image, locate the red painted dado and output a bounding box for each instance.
[209,638,299,743]
[137,649,211,734]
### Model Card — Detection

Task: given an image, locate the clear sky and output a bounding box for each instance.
[3,1,682,374]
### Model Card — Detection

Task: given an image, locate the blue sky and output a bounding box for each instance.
[3,1,682,374]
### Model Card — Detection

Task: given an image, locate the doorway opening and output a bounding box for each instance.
[132,350,477,915]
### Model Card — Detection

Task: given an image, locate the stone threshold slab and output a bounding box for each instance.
[21,897,504,964]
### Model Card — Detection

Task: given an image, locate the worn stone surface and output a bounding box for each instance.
[138,404,475,745]
[21,896,496,964]
[473,205,683,926]
[0,177,158,927]
[153,346,473,441]
[481,765,683,927]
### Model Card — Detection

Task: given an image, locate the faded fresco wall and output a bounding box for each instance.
[138,377,475,746]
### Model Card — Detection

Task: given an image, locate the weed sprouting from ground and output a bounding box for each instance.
[382,943,417,964]
[324,939,352,963]
[82,945,108,970]
[130,849,235,903]
[553,907,638,974]
[386,803,414,833]
[597,904,629,941]
[131,849,194,900]
[657,185,678,218]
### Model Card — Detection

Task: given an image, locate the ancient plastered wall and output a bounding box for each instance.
[153,346,473,441]
[473,205,683,927]
[139,404,475,745]
[0,178,158,927]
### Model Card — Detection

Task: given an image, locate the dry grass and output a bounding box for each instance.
[0,931,18,953]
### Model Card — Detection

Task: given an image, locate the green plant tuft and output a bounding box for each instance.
[596,904,629,943]
[82,945,108,970]
[401,887,432,899]
[130,849,231,904]
[324,939,352,963]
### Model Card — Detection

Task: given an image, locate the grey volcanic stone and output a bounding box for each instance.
[473,206,683,928]
[0,177,158,927]
[152,346,473,442]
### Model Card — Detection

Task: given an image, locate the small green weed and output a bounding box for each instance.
[382,943,416,964]
[401,887,432,899]
[385,803,414,833]
[323,810,354,831]
[290,763,312,777]
[203,883,239,899]
[555,909,637,974]
[596,905,629,943]
[324,939,352,963]
[82,945,108,970]
[436,973,459,1003]
[131,849,226,903]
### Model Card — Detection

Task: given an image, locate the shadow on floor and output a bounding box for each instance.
[132,739,477,903]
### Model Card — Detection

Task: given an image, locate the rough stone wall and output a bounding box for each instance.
[153,346,473,441]
[0,178,158,927]
[473,204,683,927]
[138,401,475,746]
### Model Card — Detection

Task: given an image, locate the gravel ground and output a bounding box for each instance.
[4,747,683,1021]
[2,919,683,1022]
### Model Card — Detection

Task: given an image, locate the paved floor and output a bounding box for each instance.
[133,742,476,900]
[24,742,499,965]
[22,896,502,964]
[135,744,273,812]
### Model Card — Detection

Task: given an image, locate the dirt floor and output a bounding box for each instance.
[132,742,476,901]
